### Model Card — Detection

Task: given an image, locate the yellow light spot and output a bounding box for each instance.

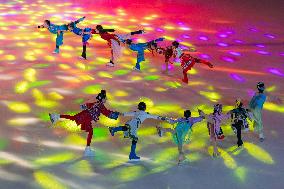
[64,134,85,146]
[264,102,284,113]
[61,45,74,51]
[34,171,67,189]
[75,62,87,70]
[234,166,247,182]
[266,85,276,92]
[130,76,142,81]
[45,55,55,61]
[7,117,40,126]
[137,97,154,108]
[188,68,197,74]
[112,165,144,182]
[61,53,72,58]
[180,41,194,47]
[67,160,94,177]
[114,90,128,97]
[79,75,95,81]
[163,36,175,41]
[48,92,64,100]
[164,25,175,30]
[244,142,274,164]
[6,101,31,113]
[55,119,80,132]
[98,71,113,78]
[199,91,221,102]
[154,87,167,92]
[99,116,120,127]
[24,68,36,82]
[59,64,71,70]
[15,81,29,94]
[4,55,16,61]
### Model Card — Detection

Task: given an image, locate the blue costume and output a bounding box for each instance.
[129,37,164,70]
[47,23,68,53]
[69,17,92,59]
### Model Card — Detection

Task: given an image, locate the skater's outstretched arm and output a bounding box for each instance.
[73,16,86,25]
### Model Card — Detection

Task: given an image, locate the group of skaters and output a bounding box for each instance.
[49,82,269,164]
[38,16,214,83]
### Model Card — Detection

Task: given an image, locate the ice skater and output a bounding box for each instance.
[49,90,120,156]
[156,109,206,164]
[108,102,165,161]
[125,37,164,71]
[229,99,252,147]
[38,17,84,54]
[206,104,230,157]
[67,16,93,59]
[92,25,144,66]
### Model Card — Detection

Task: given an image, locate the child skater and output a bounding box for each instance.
[249,82,267,142]
[108,102,165,161]
[156,41,195,74]
[179,50,213,83]
[49,90,120,156]
[156,109,206,164]
[207,104,230,157]
[229,99,252,147]
[125,37,164,71]
[91,25,144,66]
[67,16,93,59]
[38,17,84,54]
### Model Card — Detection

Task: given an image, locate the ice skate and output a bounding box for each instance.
[106,61,114,67]
[84,146,95,157]
[259,133,265,142]
[49,113,60,124]
[129,153,140,161]
[133,67,141,72]
[52,48,59,54]
[156,126,163,137]
[213,151,220,157]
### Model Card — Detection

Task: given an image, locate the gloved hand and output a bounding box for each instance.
[109,112,120,120]
[80,104,87,110]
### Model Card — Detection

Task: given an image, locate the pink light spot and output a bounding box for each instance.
[264,34,275,39]
[249,28,258,32]
[156,28,164,32]
[219,34,228,38]
[229,51,241,56]
[221,56,235,63]
[199,54,211,59]
[217,42,228,47]
[234,39,244,43]
[256,50,270,55]
[256,44,265,48]
[230,73,245,82]
[182,34,190,39]
[268,68,284,77]
[199,36,208,41]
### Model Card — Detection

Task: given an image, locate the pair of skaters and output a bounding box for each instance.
[38,18,164,71]
[49,82,268,163]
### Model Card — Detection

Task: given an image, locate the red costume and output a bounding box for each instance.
[179,52,213,83]
[60,101,115,146]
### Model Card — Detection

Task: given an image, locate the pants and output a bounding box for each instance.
[60,111,94,146]
[232,120,243,146]
[252,108,263,135]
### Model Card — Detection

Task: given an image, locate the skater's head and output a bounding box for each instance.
[172,41,179,48]
[257,82,265,93]
[213,104,222,114]
[235,99,243,108]
[96,90,107,102]
[125,39,133,45]
[184,110,191,118]
[67,22,75,31]
[96,25,104,33]
[138,102,146,111]
[44,20,51,27]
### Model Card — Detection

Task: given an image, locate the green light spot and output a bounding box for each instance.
[113,69,130,76]
[29,80,51,88]
[144,75,160,80]
[34,171,67,189]
[32,64,50,68]
[82,85,101,94]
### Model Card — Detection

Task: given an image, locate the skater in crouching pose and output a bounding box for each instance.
[49,90,120,156]
[156,109,206,164]
[109,102,165,161]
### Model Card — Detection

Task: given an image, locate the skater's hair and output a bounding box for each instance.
[235,99,243,108]
[125,39,132,45]
[96,90,106,101]
[68,22,75,29]
[44,20,50,26]
[257,82,265,93]
[96,25,104,32]
[172,41,179,48]
[138,102,146,111]
[184,110,191,118]
[213,104,222,114]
